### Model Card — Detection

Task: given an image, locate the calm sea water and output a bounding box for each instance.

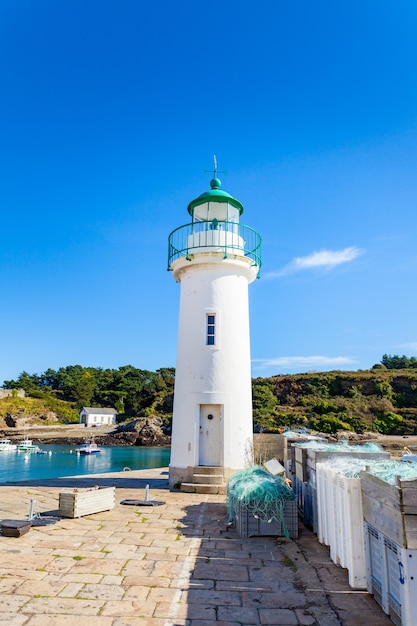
[0,445,171,483]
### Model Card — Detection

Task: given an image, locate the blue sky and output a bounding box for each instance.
[1,0,417,385]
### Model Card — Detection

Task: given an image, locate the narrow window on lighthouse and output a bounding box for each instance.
[206,314,216,346]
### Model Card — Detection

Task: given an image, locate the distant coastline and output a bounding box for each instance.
[0,424,171,448]
[1,423,416,457]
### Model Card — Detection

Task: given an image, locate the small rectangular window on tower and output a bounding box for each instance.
[206,314,216,346]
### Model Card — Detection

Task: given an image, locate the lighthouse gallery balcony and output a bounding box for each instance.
[168,220,262,274]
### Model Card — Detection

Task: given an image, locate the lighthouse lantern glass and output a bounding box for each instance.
[192,202,239,224]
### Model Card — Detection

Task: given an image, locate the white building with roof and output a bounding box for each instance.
[79,407,117,427]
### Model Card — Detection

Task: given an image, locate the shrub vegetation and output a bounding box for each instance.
[2,355,417,434]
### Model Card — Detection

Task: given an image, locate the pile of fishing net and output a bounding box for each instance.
[320,455,417,484]
[295,439,384,453]
[227,466,296,536]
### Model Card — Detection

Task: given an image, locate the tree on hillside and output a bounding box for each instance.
[3,371,40,393]
[380,354,417,369]
[54,365,98,407]
[252,380,280,431]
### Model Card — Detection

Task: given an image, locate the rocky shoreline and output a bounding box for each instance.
[0,417,171,448]
[1,421,416,456]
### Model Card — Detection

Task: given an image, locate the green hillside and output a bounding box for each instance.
[253,369,417,434]
[0,394,79,426]
[3,356,417,435]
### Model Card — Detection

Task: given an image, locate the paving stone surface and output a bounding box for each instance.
[0,467,393,625]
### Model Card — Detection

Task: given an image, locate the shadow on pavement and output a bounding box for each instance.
[0,472,170,491]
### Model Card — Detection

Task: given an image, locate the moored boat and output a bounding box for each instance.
[17,438,41,452]
[0,439,17,451]
[77,439,102,455]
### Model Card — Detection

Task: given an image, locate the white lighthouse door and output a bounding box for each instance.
[199,404,221,466]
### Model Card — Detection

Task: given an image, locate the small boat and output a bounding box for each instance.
[17,438,40,452]
[77,440,102,455]
[0,439,17,451]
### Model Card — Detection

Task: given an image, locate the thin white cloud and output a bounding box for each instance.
[397,342,417,352]
[253,355,358,371]
[264,246,365,279]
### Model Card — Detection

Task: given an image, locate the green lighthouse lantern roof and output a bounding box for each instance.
[187,178,244,216]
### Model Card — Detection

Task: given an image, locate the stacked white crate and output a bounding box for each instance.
[293,443,389,533]
[316,461,366,589]
[364,522,388,612]
[292,442,317,529]
[284,434,327,479]
[361,470,417,626]
[364,522,417,626]
[286,437,317,524]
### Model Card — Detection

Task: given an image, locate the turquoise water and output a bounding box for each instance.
[0,445,171,483]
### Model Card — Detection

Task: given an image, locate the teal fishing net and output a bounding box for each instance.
[282,427,325,441]
[318,455,417,483]
[295,440,384,453]
[227,466,296,537]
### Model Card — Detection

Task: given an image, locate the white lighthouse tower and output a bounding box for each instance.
[168,168,262,492]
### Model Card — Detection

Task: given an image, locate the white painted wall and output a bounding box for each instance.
[79,410,117,427]
[170,254,258,476]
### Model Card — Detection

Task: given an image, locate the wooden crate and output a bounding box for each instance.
[59,487,115,518]
[361,472,417,549]
[1,520,31,537]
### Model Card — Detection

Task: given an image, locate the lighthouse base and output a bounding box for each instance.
[169,465,239,493]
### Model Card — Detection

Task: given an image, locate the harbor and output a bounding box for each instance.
[0,444,170,484]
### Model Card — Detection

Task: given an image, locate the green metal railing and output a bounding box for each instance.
[168,221,262,275]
